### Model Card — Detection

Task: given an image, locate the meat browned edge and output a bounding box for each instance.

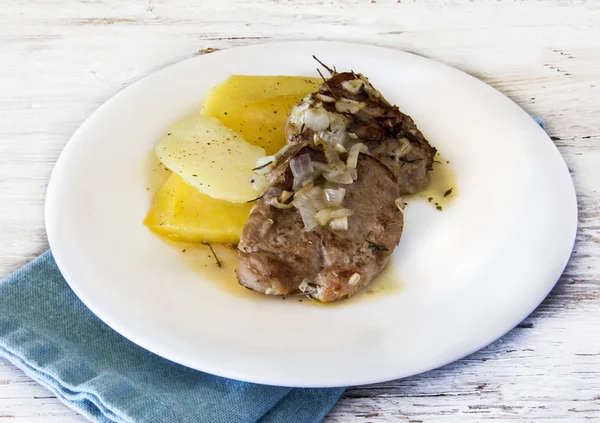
[237,145,403,302]
[286,72,436,194]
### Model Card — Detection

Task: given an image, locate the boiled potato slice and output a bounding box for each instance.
[215,94,308,154]
[144,173,253,244]
[156,115,265,203]
[201,75,321,119]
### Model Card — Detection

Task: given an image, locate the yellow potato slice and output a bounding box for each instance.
[201,75,321,118]
[156,115,265,203]
[214,94,308,154]
[144,173,253,244]
[203,76,321,154]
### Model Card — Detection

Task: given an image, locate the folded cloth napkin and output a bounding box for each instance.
[0,251,345,423]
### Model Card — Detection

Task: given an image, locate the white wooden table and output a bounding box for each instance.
[1,1,599,421]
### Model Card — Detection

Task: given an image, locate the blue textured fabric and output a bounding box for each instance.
[0,251,345,423]
[532,114,545,130]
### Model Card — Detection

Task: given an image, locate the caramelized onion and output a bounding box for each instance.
[335,98,362,114]
[395,197,405,214]
[266,196,293,209]
[303,107,330,131]
[342,79,364,94]
[290,153,314,190]
[347,143,368,170]
[329,216,348,231]
[324,187,345,207]
[292,195,318,231]
[315,208,333,226]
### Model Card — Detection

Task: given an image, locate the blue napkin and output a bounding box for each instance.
[0,251,345,423]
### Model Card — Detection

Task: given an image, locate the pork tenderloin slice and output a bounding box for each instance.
[237,146,403,302]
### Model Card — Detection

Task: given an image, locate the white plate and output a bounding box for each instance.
[46,41,577,387]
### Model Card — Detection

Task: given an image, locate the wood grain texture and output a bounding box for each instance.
[1,0,599,421]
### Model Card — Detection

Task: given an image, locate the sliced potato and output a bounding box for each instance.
[201,75,321,119]
[214,94,308,154]
[144,173,253,244]
[156,115,265,203]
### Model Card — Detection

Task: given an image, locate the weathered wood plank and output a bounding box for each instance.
[1,0,599,421]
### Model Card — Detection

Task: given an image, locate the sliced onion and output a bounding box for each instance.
[288,102,311,126]
[315,208,333,226]
[329,216,348,231]
[342,79,365,94]
[359,75,382,98]
[348,273,361,286]
[313,132,324,145]
[280,190,293,204]
[395,197,405,213]
[298,279,309,291]
[290,153,314,190]
[293,195,318,231]
[334,143,347,153]
[325,162,345,176]
[306,186,325,210]
[321,114,349,146]
[349,167,358,181]
[324,169,354,185]
[311,161,329,173]
[324,188,345,207]
[330,208,353,219]
[298,279,317,294]
[316,93,336,103]
[319,129,346,146]
[303,107,330,131]
[324,143,342,164]
[266,196,293,209]
[294,181,315,199]
[335,98,363,114]
[323,163,352,184]
[347,143,368,169]
[329,113,348,132]
[290,153,313,179]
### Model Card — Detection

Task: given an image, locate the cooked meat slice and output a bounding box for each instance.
[285,71,436,194]
[237,146,403,302]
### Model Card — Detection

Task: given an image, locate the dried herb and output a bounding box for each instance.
[316,68,337,98]
[368,241,389,252]
[444,188,453,197]
[246,194,265,203]
[312,55,335,75]
[252,161,273,171]
[202,242,222,268]
[366,232,389,252]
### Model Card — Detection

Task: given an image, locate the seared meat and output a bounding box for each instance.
[237,145,403,302]
[285,72,436,194]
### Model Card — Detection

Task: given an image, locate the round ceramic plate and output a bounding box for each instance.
[46,41,576,387]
